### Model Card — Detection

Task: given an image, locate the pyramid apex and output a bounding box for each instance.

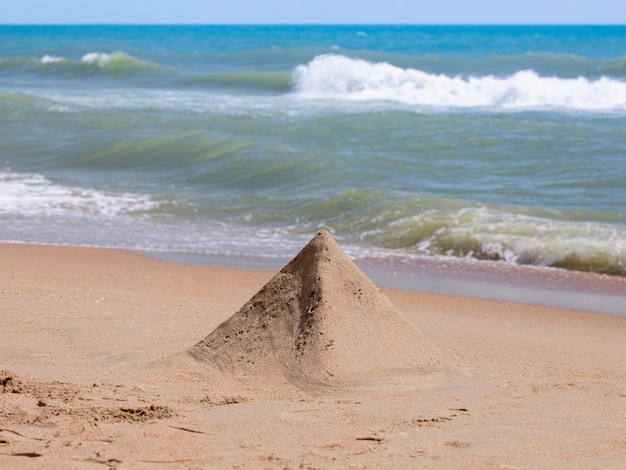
[304,229,336,249]
[280,229,342,274]
[314,229,332,239]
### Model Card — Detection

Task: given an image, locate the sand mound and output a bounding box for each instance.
[188,230,447,387]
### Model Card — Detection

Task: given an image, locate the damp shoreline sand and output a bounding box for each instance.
[139,245,626,317]
[1,242,625,468]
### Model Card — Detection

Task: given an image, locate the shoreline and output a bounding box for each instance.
[3,239,623,316]
[141,246,626,317]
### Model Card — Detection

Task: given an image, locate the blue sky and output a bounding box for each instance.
[2,0,625,24]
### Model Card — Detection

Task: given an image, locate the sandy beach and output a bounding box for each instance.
[1,239,625,469]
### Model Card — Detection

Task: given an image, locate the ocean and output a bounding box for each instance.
[1,25,625,306]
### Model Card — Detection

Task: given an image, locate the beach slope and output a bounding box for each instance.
[1,242,625,468]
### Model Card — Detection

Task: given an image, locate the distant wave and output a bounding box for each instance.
[293,54,626,111]
[79,51,158,71]
[0,51,162,77]
[41,54,66,64]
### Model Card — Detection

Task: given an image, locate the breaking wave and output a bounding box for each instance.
[0,171,160,218]
[293,54,626,111]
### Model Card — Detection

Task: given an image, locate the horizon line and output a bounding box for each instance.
[1,22,625,27]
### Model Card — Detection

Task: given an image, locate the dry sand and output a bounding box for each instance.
[1,238,625,469]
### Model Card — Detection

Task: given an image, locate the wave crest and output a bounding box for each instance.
[377,205,626,276]
[0,51,161,77]
[79,51,156,72]
[293,54,626,111]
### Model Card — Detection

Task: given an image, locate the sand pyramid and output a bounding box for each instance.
[188,230,446,387]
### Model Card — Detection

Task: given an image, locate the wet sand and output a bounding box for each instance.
[1,242,625,468]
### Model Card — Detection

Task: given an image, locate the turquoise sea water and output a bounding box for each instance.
[1,25,625,280]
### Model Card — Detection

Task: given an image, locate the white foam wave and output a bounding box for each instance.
[293,54,626,111]
[81,51,121,67]
[41,55,66,64]
[0,171,159,218]
[80,51,151,69]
